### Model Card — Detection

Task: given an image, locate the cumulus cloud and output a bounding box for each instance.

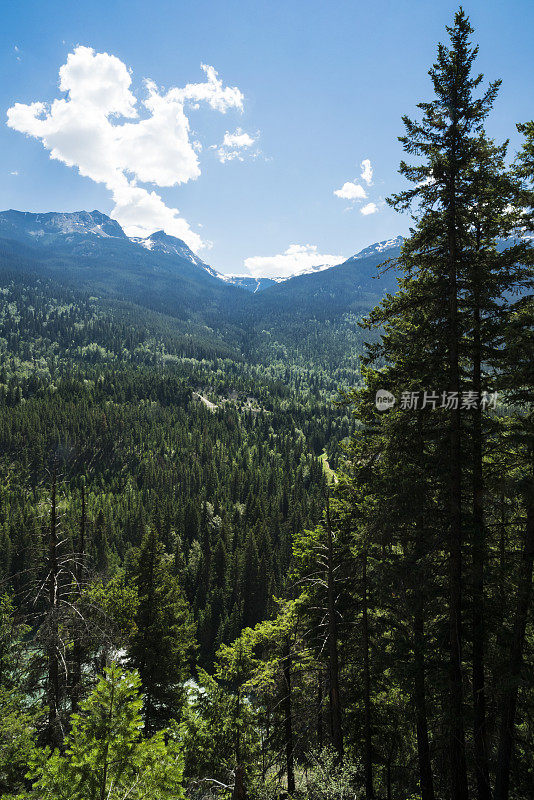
[244,244,343,279]
[213,127,258,163]
[334,158,378,209]
[360,158,373,185]
[7,47,245,250]
[333,181,367,201]
[360,202,378,216]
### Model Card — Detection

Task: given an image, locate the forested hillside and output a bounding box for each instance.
[0,211,402,380]
[0,9,532,800]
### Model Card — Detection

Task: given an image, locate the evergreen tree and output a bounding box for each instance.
[128,528,196,733]
[493,120,534,800]
[384,10,528,797]
[32,664,185,800]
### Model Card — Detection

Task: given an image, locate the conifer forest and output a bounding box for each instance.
[0,7,532,800]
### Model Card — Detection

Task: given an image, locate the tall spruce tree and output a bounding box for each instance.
[387,10,506,798]
[128,528,196,733]
[493,120,534,800]
[335,8,532,798]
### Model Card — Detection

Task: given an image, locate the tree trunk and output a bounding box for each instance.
[317,668,323,751]
[140,531,156,733]
[362,549,374,800]
[47,470,61,747]
[283,639,295,795]
[262,704,270,781]
[386,750,393,800]
[233,683,248,800]
[99,673,115,800]
[232,764,248,800]
[494,454,534,800]
[446,112,469,800]
[471,241,491,800]
[325,496,343,760]
[413,596,436,800]
[71,482,86,713]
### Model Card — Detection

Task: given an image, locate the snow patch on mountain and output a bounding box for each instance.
[129,230,219,277]
[0,210,127,241]
[348,235,404,261]
[225,236,404,290]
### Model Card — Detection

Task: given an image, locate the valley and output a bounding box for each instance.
[0,9,532,798]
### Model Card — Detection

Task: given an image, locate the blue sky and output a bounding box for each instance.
[1,0,533,276]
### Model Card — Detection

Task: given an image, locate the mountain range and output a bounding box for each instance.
[0,209,404,370]
[0,210,402,293]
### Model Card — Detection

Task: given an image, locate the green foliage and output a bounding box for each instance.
[83,570,139,644]
[0,10,531,800]
[0,593,28,688]
[0,689,39,796]
[301,748,362,800]
[180,669,261,796]
[31,664,185,800]
[128,529,197,732]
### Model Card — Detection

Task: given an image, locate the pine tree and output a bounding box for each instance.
[292,500,352,763]
[128,529,196,733]
[493,120,534,800]
[386,11,509,797]
[332,10,533,798]
[32,664,185,800]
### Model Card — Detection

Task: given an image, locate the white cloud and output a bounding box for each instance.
[360,158,373,185]
[244,244,343,279]
[7,47,245,250]
[360,202,378,216]
[213,127,258,163]
[335,158,376,206]
[333,181,367,201]
[9,170,18,176]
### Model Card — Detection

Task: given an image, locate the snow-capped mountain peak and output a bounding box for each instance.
[348,235,404,261]
[129,230,219,277]
[0,209,222,281]
[222,236,404,290]
[0,209,127,241]
[0,209,406,295]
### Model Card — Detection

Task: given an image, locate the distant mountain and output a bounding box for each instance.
[214,236,403,371]
[346,235,404,262]
[1,213,528,378]
[249,236,403,319]
[0,209,219,274]
[220,274,278,293]
[222,237,403,292]
[0,210,405,307]
[0,209,409,372]
[0,209,127,243]
[130,229,219,277]
[0,210,247,323]
[0,209,410,370]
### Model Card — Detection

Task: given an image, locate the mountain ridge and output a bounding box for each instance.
[223,235,405,289]
[0,208,404,290]
[0,207,407,383]
[0,209,249,325]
